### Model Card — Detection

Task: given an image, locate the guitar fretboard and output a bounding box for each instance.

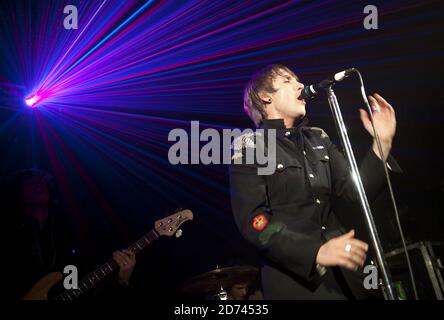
[55,230,159,301]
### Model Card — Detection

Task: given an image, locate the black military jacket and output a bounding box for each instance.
[229,118,401,299]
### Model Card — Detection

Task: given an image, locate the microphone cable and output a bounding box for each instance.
[353,68,419,300]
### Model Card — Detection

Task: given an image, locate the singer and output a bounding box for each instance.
[229,64,401,299]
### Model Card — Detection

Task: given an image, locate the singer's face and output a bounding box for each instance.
[268,70,306,121]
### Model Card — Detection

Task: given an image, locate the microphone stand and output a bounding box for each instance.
[325,86,396,300]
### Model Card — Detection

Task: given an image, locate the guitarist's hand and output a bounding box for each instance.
[113,250,136,286]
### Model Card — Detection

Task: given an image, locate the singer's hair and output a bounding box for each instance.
[243,64,297,127]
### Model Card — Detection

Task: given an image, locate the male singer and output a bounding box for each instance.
[229,64,401,299]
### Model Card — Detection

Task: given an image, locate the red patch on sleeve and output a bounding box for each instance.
[252,214,268,231]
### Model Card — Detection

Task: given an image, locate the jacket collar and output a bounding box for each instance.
[260,117,327,164]
[260,117,309,131]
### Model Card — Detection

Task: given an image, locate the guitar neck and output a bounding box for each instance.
[55,229,159,301]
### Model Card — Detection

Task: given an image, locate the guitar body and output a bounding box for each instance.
[23,272,63,300]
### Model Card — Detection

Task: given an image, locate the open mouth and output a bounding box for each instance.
[297,93,305,102]
[296,88,305,102]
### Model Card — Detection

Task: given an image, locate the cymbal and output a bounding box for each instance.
[181,265,259,293]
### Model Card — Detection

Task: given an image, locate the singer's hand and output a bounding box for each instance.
[359,93,396,160]
[316,230,369,272]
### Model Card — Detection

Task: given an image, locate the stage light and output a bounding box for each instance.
[25,95,41,107]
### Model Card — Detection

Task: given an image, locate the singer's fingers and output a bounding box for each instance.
[359,107,373,125]
[367,96,380,113]
[368,95,379,108]
[341,229,355,239]
[349,238,369,252]
[359,108,368,117]
[374,93,395,113]
[373,93,389,106]
[359,109,377,137]
[359,109,371,126]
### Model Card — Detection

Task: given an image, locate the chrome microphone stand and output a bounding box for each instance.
[325,86,396,300]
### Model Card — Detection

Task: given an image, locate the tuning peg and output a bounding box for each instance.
[175,229,183,238]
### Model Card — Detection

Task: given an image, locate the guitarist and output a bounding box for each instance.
[2,168,136,299]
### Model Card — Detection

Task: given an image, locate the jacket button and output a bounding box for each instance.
[321,226,326,230]
[309,173,314,178]
[316,198,321,204]
[324,155,329,160]
[285,131,291,136]
[277,163,284,170]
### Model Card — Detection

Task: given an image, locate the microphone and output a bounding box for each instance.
[300,68,355,100]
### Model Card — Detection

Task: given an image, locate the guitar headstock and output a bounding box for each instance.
[154,209,193,237]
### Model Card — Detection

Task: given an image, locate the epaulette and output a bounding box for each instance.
[309,127,329,139]
[231,131,263,151]
[231,131,262,161]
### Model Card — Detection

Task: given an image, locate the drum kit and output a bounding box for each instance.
[181,265,259,300]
